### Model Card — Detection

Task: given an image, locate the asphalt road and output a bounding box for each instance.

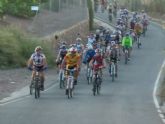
[0,11,165,124]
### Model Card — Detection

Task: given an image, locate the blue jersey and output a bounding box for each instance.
[83,49,95,64]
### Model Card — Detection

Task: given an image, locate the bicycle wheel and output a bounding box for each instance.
[29,81,33,95]
[68,89,71,99]
[93,85,96,96]
[137,37,140,49]
[125,52,128,64]
[93,77,97,96]
[111,66,115,82]
[59,72,63,89]
[35,81,40,99]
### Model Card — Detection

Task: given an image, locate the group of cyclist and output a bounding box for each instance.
[27,5,149,96]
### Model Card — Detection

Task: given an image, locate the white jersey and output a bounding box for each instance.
[30,52,46,66]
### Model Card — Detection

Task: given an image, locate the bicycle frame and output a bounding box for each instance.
[86,64,93,84]
[30,70,41,99]
[59,69,65,88]
[124,47,129,64]
[65,69,75,98]
[110,61,116,82]
[93,69,102,96]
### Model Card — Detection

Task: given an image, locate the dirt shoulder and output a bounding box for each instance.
[0,68,58,100]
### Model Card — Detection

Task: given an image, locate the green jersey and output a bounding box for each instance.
[122,37,133,47]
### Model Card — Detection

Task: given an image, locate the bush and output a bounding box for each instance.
[0,26,54,69]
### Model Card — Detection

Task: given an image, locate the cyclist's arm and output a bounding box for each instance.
[56,50,61,62]
[27,58,33,68]
[61,57,66,69]
[43,57,47,68]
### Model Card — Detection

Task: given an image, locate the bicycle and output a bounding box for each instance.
[124,47,129,64]
[86,63,93,85]
[108,13,113,22]
[136,34,141,49]
[29,67,42,99]
[59,69,65,89]
[109,60,117,82]
[65,68,76,99]
[93,68,102,96]
[142,25,147,37]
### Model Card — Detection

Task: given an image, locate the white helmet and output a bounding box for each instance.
[111,41,116,46]
[76,38,82,41]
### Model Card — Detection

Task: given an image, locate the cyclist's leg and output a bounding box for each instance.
[40,71,45,90]
[31,70,35,86]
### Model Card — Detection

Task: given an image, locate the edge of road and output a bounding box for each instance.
[153,59,165,123]
[150,16,165,124]
[0,18,115,106]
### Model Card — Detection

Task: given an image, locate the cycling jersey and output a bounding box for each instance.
[122,37,133,47]
[134,24,142,35]
[83,49,95,64]
[60,49,67,60]
[92,55,104,71]
[64,53,80,68]
[30,53,46,66]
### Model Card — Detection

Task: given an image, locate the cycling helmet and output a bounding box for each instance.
[76,38,82,41]
[125,32,129,37]
[35,46,42,52]
[69,47,77,54]
[60,45,66,49]
[95,48,101,53]
[111,41,116,46]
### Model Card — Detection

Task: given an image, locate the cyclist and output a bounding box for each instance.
[106,41,118,77]
[27,46,47,91]
[122,33,133,60]
[56,44,68,69]
[83,44,96,65]
[61,47,81,88]
[89,48,106,82]
[134,22,143,38]
[75,38,84,56]
[87,33,96,45]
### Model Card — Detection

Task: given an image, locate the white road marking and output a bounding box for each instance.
[153,60,165,123]
[0,81,59,106]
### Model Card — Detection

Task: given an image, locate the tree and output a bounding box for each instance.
[87,0,94,30]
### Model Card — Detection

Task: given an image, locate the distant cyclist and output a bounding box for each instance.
[56,44,68,70]
[106,41,118,77]
[89,48,106,82]
[122,33,133,60]
[83,44,96,65]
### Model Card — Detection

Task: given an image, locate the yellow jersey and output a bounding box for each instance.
[64,53,80,67]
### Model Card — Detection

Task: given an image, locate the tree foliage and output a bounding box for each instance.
[0,0,48,18]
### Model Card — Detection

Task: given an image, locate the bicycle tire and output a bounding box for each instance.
[59,72,63,89]
[35,87,39,99]
[93,84,96,96]
[68,89,72,99]
[96,83,100,95]
[30,85,33,95]
[125,52,128,64]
